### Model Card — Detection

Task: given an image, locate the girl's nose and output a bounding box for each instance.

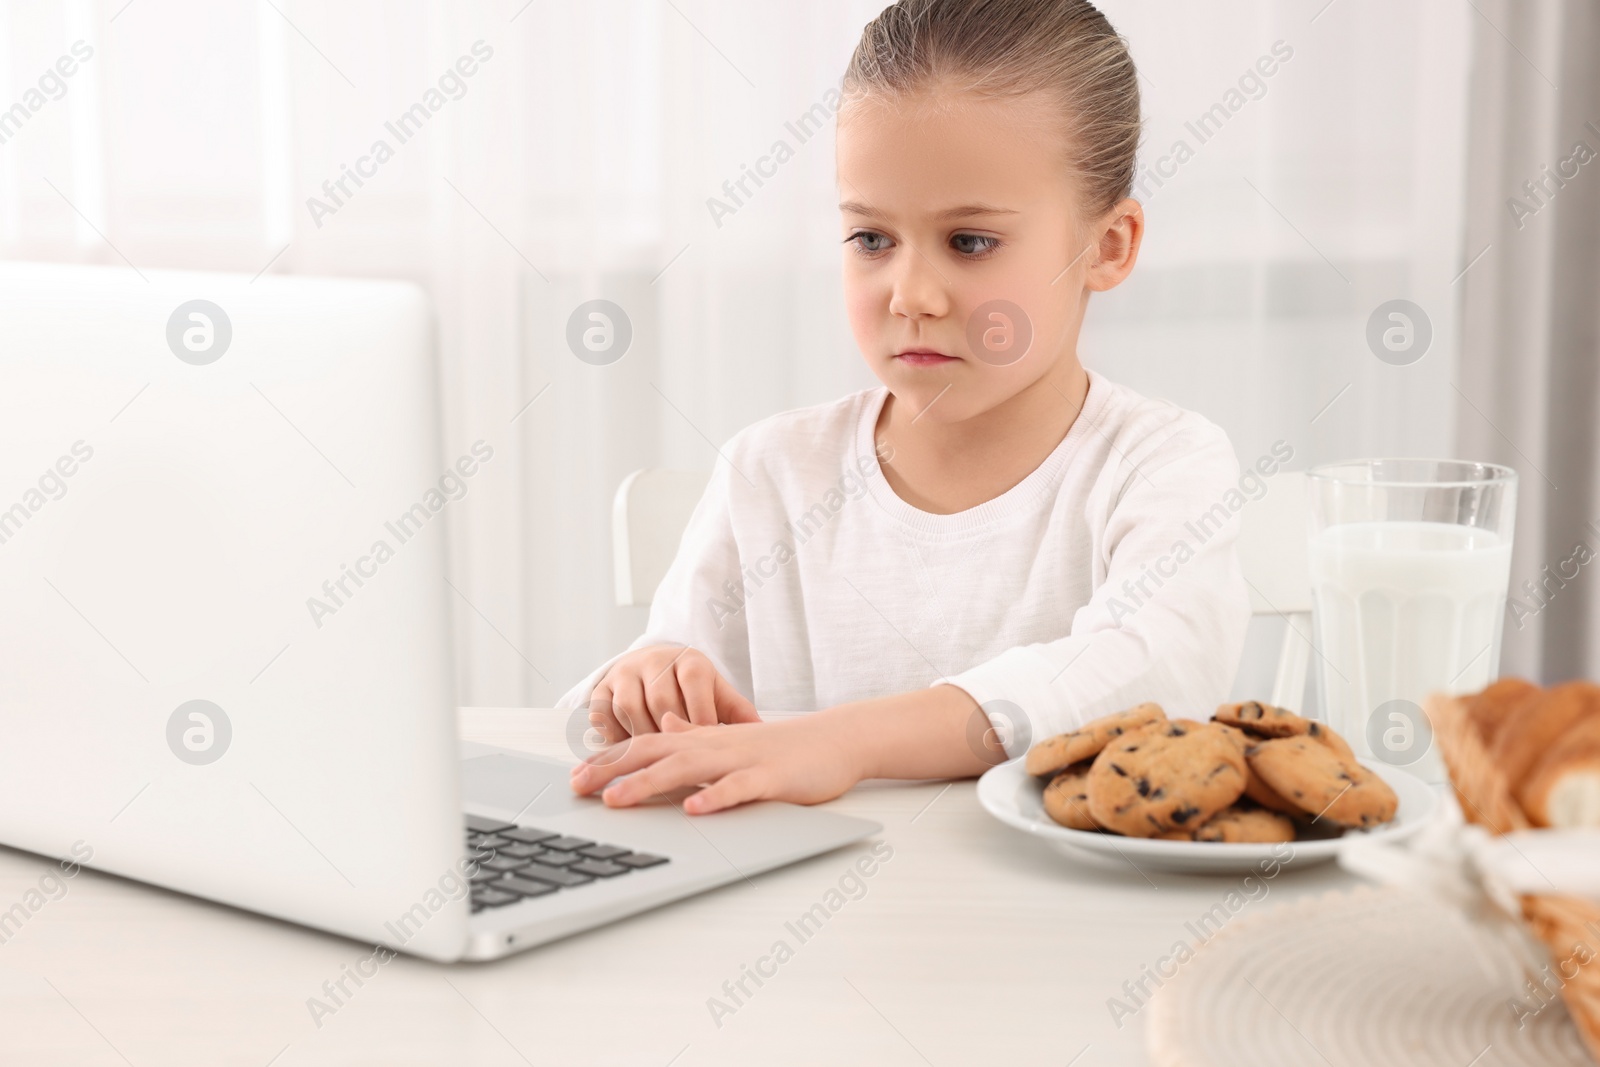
[886,248,950,320]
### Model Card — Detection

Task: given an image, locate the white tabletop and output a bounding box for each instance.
[0,708,1369,1066]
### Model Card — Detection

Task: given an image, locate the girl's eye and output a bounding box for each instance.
[844,230,998,258]
[951,233,999,257]
[845,230,893,256]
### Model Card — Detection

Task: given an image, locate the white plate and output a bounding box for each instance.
[977,756,1438,874]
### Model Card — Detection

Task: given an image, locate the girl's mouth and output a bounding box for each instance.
[894,348,958,367]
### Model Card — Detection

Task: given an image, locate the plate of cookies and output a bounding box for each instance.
[978,700,1438,873]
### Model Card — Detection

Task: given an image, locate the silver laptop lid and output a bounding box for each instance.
[0,262,470,961]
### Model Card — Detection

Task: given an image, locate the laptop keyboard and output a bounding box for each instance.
[464,814,669,914]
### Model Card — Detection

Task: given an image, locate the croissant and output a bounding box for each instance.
[1467,677,1600,829]
[1518,711,1600,828]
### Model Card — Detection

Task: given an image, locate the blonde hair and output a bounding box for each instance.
[844,0,1141,216]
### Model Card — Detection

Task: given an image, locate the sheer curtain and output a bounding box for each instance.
[0,0,1480,707]
[1457,0,1600,686]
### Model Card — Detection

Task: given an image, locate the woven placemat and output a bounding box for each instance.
[1145,885,1592,1067]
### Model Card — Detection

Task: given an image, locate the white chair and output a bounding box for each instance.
[1235,471,1316,713]
[611,467,711,608]
[611,467,1316,710]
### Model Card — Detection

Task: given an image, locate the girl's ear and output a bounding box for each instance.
[1084,198,1145,292]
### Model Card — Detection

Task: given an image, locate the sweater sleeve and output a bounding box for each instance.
[553,445,754,715]
[935,419,1253,759]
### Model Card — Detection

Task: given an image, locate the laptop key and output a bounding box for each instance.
[531,850,581,867]
[512,863,594,888]
[468,868,501,885]
[480,856,531,873]
[537,836,594,852]
[472,888,519,908]
[578,845,631,860]
[500,827,560,845]
[469,834,510,850]
[494,875,562,898]
[498,843,544,860]
[615,852,669,869]
[465,815,515,835]
[570,859,629,878]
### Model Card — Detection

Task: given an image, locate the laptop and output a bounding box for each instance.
[0,261,880,962]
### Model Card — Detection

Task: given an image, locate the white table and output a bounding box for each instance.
[0,708,1369,1066]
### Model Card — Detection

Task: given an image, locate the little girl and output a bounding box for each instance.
[561,0,1251,813]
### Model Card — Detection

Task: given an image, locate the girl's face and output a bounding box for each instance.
[836,86,1140,423]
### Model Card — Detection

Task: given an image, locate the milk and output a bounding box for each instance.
[1309,520,1513,782]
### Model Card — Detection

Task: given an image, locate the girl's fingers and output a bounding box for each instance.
[675,657,718,727]
[570,732,672,794]
[611,673,655,736]
[684,768,767,814]
[643,655,690,729]
[660,714,698,734]
[713,673,762,725]
[588,684,611,742]
[593,707,628,747]
[600,749,727,808]
[587,684,628,745]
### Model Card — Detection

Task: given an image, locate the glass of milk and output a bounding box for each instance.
[1306,459,1517,782]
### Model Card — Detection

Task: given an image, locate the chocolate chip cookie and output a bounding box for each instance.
[1214,725,1301,816]
[1247,736,1398,828]
[1192,802,1296,843]
[1025,702,1167,777]
[1214,700,1303,736]
[1041,762,1098,830]
[1085,719,1247,837]
[1213,701,1354,758]
[1241,765,1303,816]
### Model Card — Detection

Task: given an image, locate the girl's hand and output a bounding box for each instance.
[589,644,761,740]
[568,714,864,814]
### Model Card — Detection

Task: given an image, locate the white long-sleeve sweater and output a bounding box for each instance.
[554,367,1254,758]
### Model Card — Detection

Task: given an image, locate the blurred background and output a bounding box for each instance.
[1,0,1595,708]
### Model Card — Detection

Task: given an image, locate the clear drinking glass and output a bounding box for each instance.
[1306,459,1517,782]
